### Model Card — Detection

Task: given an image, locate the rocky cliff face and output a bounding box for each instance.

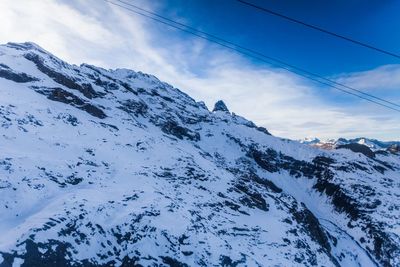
[0,42,399,267]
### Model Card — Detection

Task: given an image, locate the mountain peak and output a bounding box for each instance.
[0,42,399,267]
[5,41,47,53]
[212,100,229,113]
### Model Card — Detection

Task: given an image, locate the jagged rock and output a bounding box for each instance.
[0,64,38,83]
[256,126,271,135]
[337,143,375,158]
[196,101,208,111]
[33,87,106,119]
[212,100,229,113]
[387,144,400,154]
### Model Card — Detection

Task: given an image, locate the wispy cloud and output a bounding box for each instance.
[335,64,400,92]
[0,0,398,140]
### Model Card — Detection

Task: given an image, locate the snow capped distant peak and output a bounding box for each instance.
[299,137,320,144]
[301,136,400,154]
[358,138,367,144]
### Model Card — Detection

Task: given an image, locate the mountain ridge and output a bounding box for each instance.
[0,42,399,267]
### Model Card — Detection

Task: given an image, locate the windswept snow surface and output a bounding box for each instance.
[0,42,399,267]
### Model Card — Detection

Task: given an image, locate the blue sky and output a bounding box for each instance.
[155,0,400,74]
[0,0,399,140]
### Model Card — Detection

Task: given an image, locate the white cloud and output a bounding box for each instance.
[336,64,400,91]
[0,0,399,141]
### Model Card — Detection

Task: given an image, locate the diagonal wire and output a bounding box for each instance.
[104,0,400,112]
[115,0,400,110]
[237,0,400,60]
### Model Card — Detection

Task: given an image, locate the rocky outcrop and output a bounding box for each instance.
[212,100,229,113]
[337,143,375,158]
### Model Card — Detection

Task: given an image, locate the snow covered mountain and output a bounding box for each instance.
[301,137,400,153]
[0,42,399,267]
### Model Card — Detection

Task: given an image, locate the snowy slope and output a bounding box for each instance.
[0,42,399,267]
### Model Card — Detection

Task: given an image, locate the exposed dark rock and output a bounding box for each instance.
[120,82,138,95]
[120,256,143,267]
[291,205,331,253]
[160,121,200,141]
[118,99,148,117]
[248,146,363,219]
[213,100,229,113]
[181,251,193,256]
[0,239,73,267]
[247,173,283,193]
[234,184,268,211]
[223,200,248,214]
[99,122,119,131]
[372,165,386,174]
[246,145,400,266]
[313,156,336,167]
[256,126,271,135]
[160,256,189,267]
[34,87,106,119]
[0,64,38,83]
[0,239,144,267]
[290,204,340,267]
[250,148,356,219]
[24,53,101,99]
[337,143,375,158]
[375,150,389,156]
[365,225,400,267]
[249,148,280,173]
[387,144,400,154]
[56,113,80,126]
[219,255,246,267]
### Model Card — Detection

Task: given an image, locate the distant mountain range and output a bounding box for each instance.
[300,137,400,154]
[0,42,399,267]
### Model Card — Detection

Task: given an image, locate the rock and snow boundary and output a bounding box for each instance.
[0,42,399,267]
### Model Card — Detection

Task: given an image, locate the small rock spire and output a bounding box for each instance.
[213,100,229,113]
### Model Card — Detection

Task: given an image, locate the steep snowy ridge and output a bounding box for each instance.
[0,42,399,267]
